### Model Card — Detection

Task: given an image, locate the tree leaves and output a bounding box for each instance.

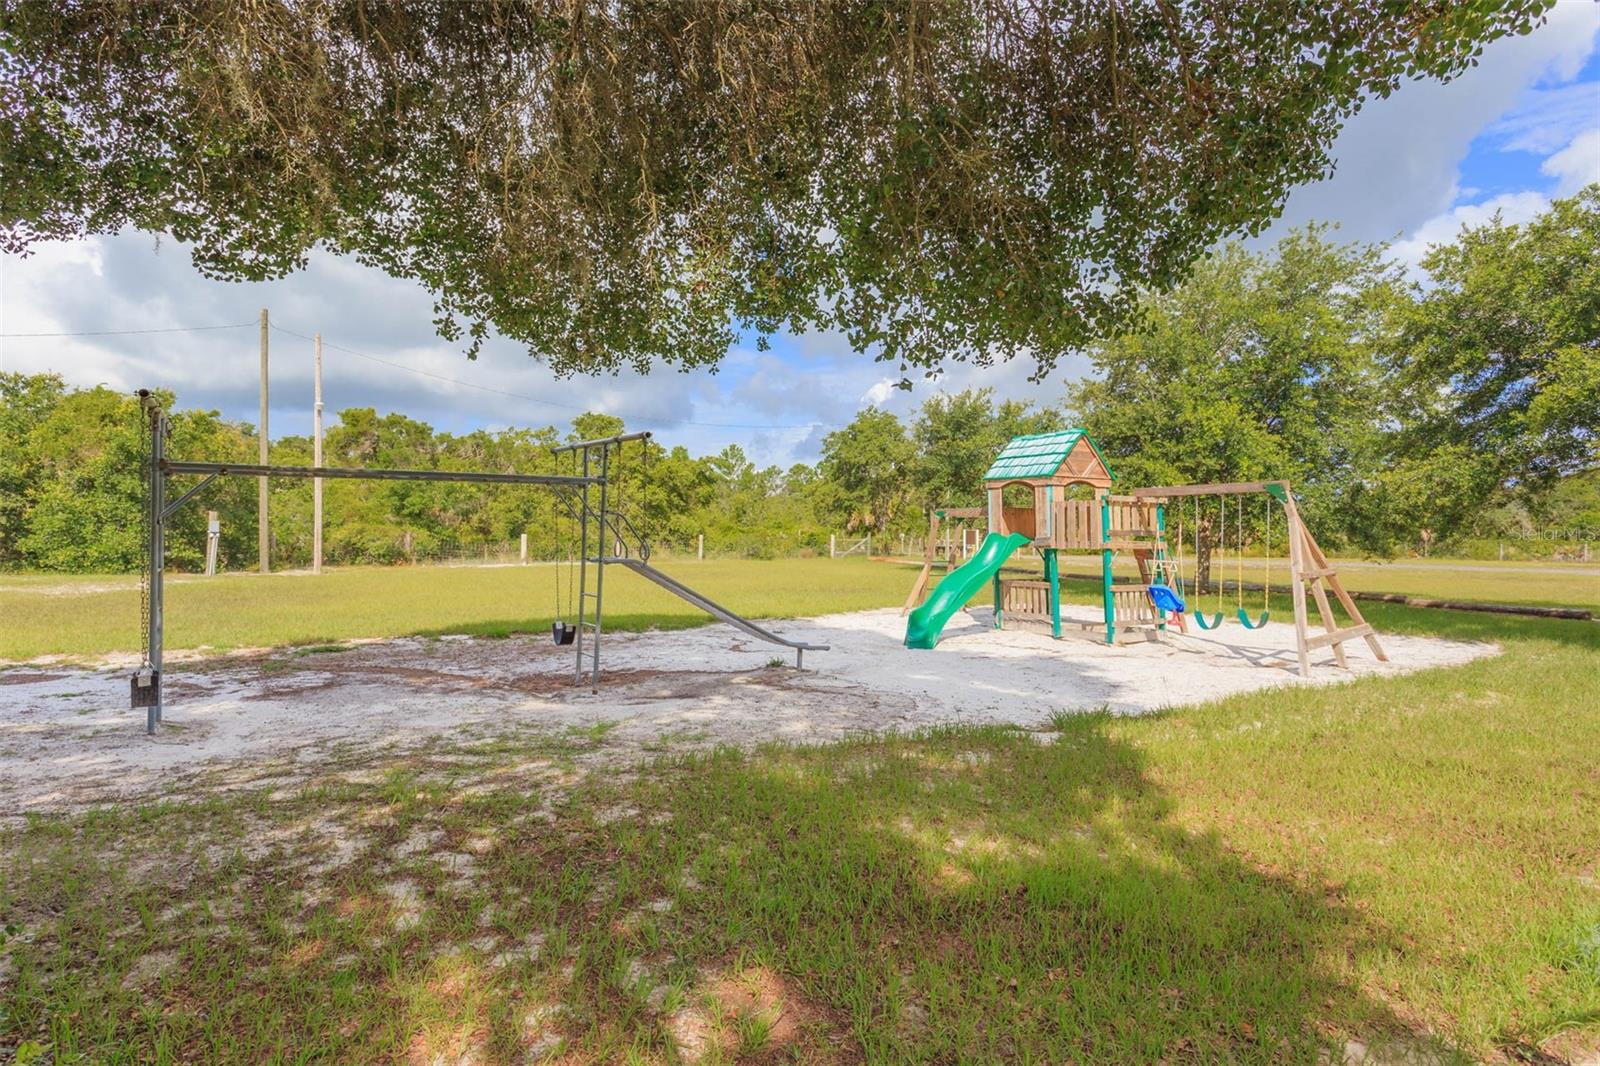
[0,0,1550,376]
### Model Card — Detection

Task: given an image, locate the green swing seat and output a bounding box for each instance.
[1236,607,1269,629]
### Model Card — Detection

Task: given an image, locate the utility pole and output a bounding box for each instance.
[258,308,270,573]
[313,331,324,575]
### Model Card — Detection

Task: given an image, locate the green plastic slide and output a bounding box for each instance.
[904,531,1032,649]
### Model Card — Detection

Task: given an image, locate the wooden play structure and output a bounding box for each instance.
[903,429,1387,677]
[902,506,986,613]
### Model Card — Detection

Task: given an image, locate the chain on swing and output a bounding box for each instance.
[552,449,578,645]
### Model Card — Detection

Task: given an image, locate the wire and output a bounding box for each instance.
[267,321,837,432]
[4,313,845,432]
[1,321,254,338]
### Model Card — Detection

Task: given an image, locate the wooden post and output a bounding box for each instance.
[312,331,323,575]
[204,510,219,576]
[829,534,836,559]
[903,511,942,615]
[1285,498,1312,677]
[258,308,270,573]
[520,532,528,564]
[697,533,704,560]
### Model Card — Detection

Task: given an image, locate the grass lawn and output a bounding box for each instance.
[0,558,915,662]
[1,569,1597,1062]
[1043,554,1600,612]
[3,554,1595,663]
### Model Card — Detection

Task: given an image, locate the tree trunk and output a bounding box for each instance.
[1194,515,1216,594]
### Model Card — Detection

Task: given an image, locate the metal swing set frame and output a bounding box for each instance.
[135,391,634,733]
[132,390,826,734]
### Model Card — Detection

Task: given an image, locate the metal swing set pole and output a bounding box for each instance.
[134,393,166,733]
[551,431,651,690]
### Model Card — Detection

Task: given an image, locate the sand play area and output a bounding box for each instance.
[0,604,1494,815]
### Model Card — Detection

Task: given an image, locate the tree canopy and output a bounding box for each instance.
[0,0,1550,377]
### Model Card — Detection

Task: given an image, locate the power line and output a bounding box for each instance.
[0,321,254,338]
[268,321,838,433]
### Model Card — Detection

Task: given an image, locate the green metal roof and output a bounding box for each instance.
[983,428,1112,482]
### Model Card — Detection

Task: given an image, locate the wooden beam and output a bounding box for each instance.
[902,511,942,616]
[1130,481,1289,499]
[1285,495,1312,678]
[1305,623,1374,651]
[1300,520,1388,663]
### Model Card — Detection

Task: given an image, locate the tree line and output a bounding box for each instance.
[1,190,1594,574]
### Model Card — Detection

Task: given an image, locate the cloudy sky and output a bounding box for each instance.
[3,4,1598,467]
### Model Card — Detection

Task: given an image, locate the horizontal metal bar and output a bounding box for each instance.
[161,471,220,521]
[550,430,653,454]
[161,460,598,487]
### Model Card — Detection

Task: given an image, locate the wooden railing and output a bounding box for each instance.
[1054,499,1102,549]
[1001,579,1052,619]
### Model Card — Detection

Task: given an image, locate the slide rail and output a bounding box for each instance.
[603,557,829,666]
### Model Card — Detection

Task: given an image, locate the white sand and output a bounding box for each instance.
[0,604,1494,814]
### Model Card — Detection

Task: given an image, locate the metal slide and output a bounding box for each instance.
[603,558,829,666]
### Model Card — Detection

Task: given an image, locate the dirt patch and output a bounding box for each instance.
[668,963,858,1064]
[0,672,68,685]
[1536,1029,1600,1066]
[0,609,1493,816]
[239,655,725,701]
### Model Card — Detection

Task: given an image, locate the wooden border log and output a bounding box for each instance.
[1347,592,1591,620]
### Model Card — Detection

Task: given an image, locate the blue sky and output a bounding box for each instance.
[3,4,1597,467]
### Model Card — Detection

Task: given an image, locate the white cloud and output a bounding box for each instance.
[1389,190,1551,273]
[1542,128,1600,193]
[1491,79,1600,154]
[859,379,897,407]
[1269,1,1600,243]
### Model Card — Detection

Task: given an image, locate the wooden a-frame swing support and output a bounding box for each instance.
[1131,481,1387,678]
[902,506,986,616]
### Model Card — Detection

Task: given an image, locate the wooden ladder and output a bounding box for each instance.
[1133,535,1187,635]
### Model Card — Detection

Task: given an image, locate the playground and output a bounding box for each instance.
[0,599,1491,816]
[3,412,1596,1062]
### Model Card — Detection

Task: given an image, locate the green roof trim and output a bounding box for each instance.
[983,428,1115,482]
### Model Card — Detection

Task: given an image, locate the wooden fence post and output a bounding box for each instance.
[520,532,528,564]
[204,511,219,576]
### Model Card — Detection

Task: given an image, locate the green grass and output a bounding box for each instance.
[1047,553,1600,612]
[3,554,1594,662]
[2,602,1597,1062]
[0,558,914,662]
